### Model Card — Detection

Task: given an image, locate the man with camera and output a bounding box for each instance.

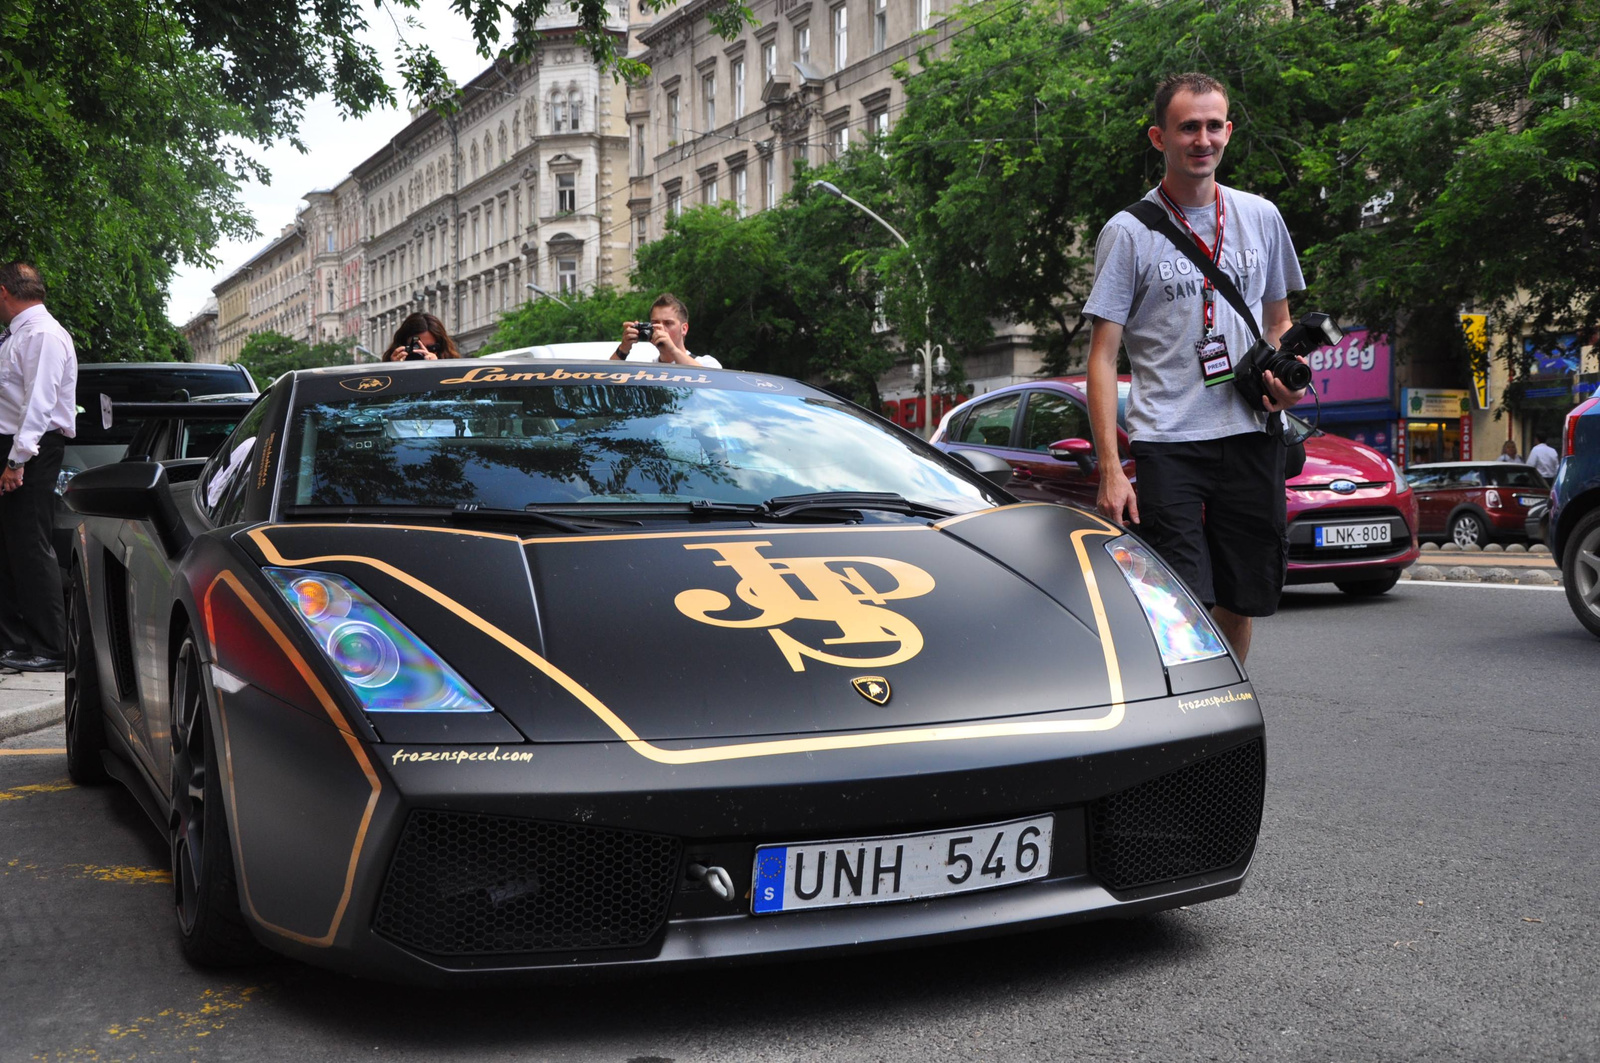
[1083,73,1308,663]
[612,293,722,368]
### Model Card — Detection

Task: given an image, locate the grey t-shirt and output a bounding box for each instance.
[1081,185,1305,443]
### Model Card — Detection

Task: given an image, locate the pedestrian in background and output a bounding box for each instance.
[0,262,77,672]
[1527,432,1560,478]
[1497,439,1520,463]
[1083,72,1306,663]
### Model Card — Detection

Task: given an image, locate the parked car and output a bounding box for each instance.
[1403,462,1550,546]
[932,377,1420,596]
[55,362,258,567]
[62,359,1267,979]
[1549,395,1600,637]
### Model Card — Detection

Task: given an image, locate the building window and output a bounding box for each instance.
[830,125,848,158]
[569,90,583,131]
[470,144,479,179]
[732,60,746,118]
[733,167,747,217]
[485,206,494,247]
[668,189,683,217]
[553,91,568,132]
[557,258,578,293]
[762,42,777,84]
[702,72,716,132]
[667,92,680,142]
[636,214,648,247]
[428,234,435,271]
[325,226,335,252]
[832,5,847,71]
[500,199,509,244]
[916,0,931,30]
[874,0,887,52]
[795,25,810,65]
[704,174,718,205]
[557,173,576,213]
[763,156,775,209]
[326,277,335,312]
[635,123,646,174]
[870,108,890,154]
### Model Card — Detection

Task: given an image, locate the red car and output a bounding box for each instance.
[932,378,1421,596]
[1403,462,1550,546]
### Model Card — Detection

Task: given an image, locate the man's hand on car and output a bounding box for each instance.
[1097,467,1140,527]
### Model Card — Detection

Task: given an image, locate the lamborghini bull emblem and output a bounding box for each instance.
[674,541,935,672]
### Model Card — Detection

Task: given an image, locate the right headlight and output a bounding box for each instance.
[1105,536,1228,666]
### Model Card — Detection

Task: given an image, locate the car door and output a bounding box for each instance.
[1408,469,1446,533]
[1010,389,1100,507]
[944,390,1025,475]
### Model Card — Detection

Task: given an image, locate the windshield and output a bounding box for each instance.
[286,382,1000,514]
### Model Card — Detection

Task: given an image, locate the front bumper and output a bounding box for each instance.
[213,681,1265,984]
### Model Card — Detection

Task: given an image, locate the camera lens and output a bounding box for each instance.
[1275,355,1312,391]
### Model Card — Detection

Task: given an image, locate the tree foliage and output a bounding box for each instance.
[236,331,355,386]
[888,0,1600,374]
[481,286,653,352]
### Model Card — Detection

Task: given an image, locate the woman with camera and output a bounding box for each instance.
[384,312,462,361]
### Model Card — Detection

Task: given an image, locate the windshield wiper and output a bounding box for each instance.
[281,503,632,534]
[761,492,954,520]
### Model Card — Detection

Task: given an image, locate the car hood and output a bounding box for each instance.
[1293,433,1395,488]
[242,505,1171,744]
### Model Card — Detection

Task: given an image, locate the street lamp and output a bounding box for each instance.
[353,344,379,364]
[526,281,573,309]
[815,180,943,438]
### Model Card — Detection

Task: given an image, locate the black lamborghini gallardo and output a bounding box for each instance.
[63,359,1264,982]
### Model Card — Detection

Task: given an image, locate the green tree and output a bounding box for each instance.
[888,0,1600,375]
[481,287,653,353]
[236,331,354,386]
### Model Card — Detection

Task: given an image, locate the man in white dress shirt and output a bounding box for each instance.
[0,262,77,672]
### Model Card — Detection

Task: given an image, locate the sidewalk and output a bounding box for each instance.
[0,670,64,741]
[1403,543,1562,585]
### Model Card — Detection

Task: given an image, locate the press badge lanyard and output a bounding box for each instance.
[1156,184,1235,387]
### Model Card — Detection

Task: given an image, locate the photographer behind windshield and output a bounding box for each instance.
[385,313,461,362]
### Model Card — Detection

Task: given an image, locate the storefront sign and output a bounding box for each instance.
[1403,388,1470,419]
[1460,415,1472,460]
[1395,421,1408,468]
[1305,328,1391,404]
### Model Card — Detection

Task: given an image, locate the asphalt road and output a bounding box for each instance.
[3,581,1595,1063]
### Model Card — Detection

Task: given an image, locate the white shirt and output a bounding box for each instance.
[1527,441,1560,478]
[622,348,722,369]
[0,303,78,464]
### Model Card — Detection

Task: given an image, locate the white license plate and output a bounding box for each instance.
[1517,495,1542,507]
[1315,522,1392,548]
[751,814,1054,914]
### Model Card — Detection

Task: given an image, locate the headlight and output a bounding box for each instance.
[1389,458,1411,494]
[265,567,493,714]
[1105,536,1228,666]
[56,466,82,496]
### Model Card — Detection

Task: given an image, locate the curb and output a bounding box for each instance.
[0,696,64,741]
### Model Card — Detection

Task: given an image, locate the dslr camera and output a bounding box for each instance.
[1233,312,1343,411]
[635,321,654,342]
[403,338,429,361]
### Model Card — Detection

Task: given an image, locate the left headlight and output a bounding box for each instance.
[1389,458,1411,494]
[264,567,494,714]
[1105,536,1228,666]
[55,466,82,496]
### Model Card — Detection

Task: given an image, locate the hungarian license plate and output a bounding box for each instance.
[1315,522,1391,548]
[751,814,1054,914]
[1517,494,1542,507]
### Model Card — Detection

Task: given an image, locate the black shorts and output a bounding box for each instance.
[1129,432,1288,617]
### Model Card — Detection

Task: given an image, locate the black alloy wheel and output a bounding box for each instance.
[169,634,262,966]
[63,569,108,784]
[1334,569,1401,597]
[1562,510,1600,639]
[1450,511,1488,548]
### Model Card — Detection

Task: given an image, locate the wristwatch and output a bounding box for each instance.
[4,459,22,471]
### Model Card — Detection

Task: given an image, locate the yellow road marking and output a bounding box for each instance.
[0,748,67,756]
[35,986,261,1061]
[0,778,73,801]
[3,859,171,885]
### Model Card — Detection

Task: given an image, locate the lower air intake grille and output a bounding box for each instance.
[1088,738,1265,891]
[373,810,682,956]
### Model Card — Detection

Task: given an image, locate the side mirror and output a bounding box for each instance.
[64,462,192,556]
[1047,438,1096,472]
[949,448,1013,487]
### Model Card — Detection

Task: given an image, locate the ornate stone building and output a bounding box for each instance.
[354,7,633,354]
[211,221,310,363]
[303,175,366,343]
[180,298,219,364]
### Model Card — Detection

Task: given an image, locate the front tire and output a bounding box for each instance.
[1450,511,1488,548]
[170,634,263,967]
[1334,569,1401,597]
[63,568,108,785]
[1561,510,1600,639]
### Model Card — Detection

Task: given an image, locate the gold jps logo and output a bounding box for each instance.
[674,541,935,672]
